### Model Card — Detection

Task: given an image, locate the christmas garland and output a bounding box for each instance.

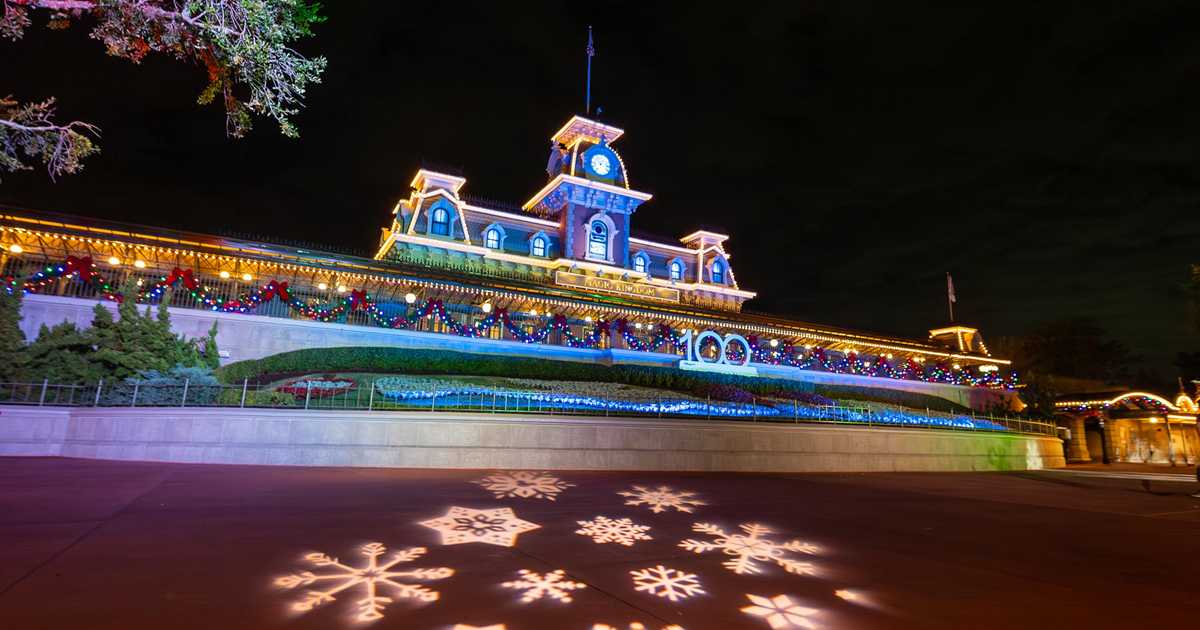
[7,257,1016,389]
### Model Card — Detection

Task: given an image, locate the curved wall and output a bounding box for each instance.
[0,407,1064,472]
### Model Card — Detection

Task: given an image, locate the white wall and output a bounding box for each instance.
[0,406,1065,472]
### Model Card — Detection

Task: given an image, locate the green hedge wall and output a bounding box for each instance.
[217,347,969,412]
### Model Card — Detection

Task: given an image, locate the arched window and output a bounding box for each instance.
[485,227,501,249]
[711,260,724,284]
[531,236,547,257]
[430,207,451,236]
[669,260,684,281]
[633,254,648,274]
[588,221,608,259]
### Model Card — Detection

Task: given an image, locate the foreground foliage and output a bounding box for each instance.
[1,0,327,180]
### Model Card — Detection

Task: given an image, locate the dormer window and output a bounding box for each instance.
[669,260,684,281]
[430,207,450,236]
[588,221,608,259]
[712,260,725,284]
[485,227,501,249]
[633,254,648,274]
[531,235,548,257]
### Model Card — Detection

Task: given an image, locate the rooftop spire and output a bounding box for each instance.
[585,26,595,115]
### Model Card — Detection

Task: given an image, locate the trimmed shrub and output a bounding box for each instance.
[217,347,969,412]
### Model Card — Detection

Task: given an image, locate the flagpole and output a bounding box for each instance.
[946,272,955,323]
[585,26,594,115]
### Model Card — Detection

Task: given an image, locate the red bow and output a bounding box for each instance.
[262,280,290,303]
[165,267,198,291]
[64,256,96,282]
[348,289,368,311]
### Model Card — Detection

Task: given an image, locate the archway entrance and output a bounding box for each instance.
[1083,417,1107,463]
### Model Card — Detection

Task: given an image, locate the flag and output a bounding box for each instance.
[586,26,595,57]
[946,272,956,303]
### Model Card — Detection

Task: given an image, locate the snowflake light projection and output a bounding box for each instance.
[590,619,686,624]
[617,485,705,514]
[629,565,705,602]
[473,470,574,501]
[740,594,819,629]
[274,542,453,622]
[679,523,818,575]
[575,516,653,546]
[452,625,507,630]
[420,506,540,547]
[501,568,587,603]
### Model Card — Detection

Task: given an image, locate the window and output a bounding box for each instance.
[588,220,609,259]
[430,207,450,236]
[485,228,501,249]
[633,254,648,274]
[712,260,724,284]
[531,236,547,257]
[669,260,683,281]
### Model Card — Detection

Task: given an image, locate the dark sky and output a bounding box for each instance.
[5,2,1200,377]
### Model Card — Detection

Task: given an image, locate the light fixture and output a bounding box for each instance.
[529,309,538,316]
[337,285,347,293]
[769,339,779,348]
[404,292,417,304]
[241,273,252,282]
[107,256,121,265]
[317,282,328,291]
[584,316,592,323]
[7,244,22,254]
[219,270,230,279]
[133,259,146,268]
[635,322,643,329]
[481,302,492,313]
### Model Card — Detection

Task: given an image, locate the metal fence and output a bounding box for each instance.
[0,380,1056,436]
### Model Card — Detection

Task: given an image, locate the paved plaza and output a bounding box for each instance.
[1,457,1197,629]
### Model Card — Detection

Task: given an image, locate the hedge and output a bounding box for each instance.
[217,347,969,412]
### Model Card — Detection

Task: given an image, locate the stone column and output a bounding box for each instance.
[1065,415,1091,463]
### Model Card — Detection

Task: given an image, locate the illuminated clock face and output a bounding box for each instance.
[589,153,612,176]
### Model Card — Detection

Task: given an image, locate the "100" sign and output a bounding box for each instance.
[676,329,759,377]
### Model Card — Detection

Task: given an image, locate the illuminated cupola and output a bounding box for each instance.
[525,115,652,266]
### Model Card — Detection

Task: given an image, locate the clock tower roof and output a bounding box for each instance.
[551,115,625,148]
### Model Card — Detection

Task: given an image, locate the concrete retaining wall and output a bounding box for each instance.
[18,294,1018,411]
[0,406,1065,472]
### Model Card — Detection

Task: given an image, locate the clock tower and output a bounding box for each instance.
[524,115,652,268]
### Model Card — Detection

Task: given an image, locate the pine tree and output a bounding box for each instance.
[25,322,101,384]
[202,321,221,371]
[0,288,27,382]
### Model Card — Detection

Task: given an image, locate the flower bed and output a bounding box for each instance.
[277,376,356,399]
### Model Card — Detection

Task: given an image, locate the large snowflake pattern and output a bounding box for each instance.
[740,593,819,629]
[420,506,540,547]
[274,542,453,622]
[501,568,587,603]
[575,515,653,546]
[473,470,574,501]
[629,565,706,602]
[680,522,818,575]
[617,485,705,514]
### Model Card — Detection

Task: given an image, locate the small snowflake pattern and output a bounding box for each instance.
[501,568,587,603]
[590,619,686,624]
[630,565,705,602]
[274,542,453,622]
[741,594,819,629]
[420,506,540,547]
[452,625,507,630]
[679,522,818,575]
[576,515,653,546]
[473,470,574,501]
[617,485,705,514]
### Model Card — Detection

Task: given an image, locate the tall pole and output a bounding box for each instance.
[946,271,956,323]
[585,26,595,115]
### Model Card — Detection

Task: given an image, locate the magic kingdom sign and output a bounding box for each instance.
[554,270,680,303]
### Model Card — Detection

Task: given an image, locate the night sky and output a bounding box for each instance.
[5,2,1200,377]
